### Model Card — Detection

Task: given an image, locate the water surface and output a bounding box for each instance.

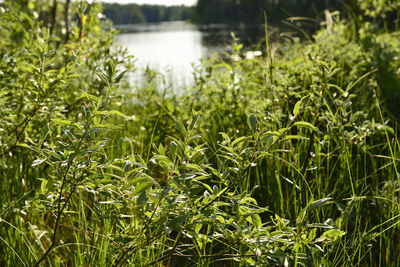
[115,21,226,89]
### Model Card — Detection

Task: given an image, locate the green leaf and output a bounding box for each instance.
[49,36,61,42]
[61,127,77,141]
[17,143,33,150]
[215,62,233,72]
[118,137,125,152]
[282,135,309,141]
[249,114,257,132]
[170,141,177,160]
[41,179,48,194]
[133,182,153,196]
[167,214,187,229]
[189,114,200,130]
[293,99,302,116]
[297,198,332,225]
[137,191,147,204]
[92,124,122,130]
[345,70,376,92]
[293,121,318,132]
[158,143,165,155]
[114,70,127,83]
[97,71,109,84]
[219,132,231,143]
[252,214,262,227]
[196,181,213,194]
[106,164,124,172]
[151,155,172,165]
[32,159,46,167]
[108,60,116,77]
[232,136,247,147]
[321,229,345,242]
[51,118,71,125]
[306,197,332,213]
[308,228,317,241]
[100,110,130,120]
[52,118,81,129]
[124,176,147,189]
[176,121,187,138]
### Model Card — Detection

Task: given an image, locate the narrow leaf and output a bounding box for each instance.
[293,121,318,132]
[32,159,46,167]
[133,182,153,196]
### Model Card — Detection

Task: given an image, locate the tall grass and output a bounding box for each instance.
[1,0,400,266]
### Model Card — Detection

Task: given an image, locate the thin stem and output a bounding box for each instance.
[49,0,58,35]
[64,0,71,43]
[33,124,90,267]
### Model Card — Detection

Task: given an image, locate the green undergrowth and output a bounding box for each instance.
[1,0,400,266]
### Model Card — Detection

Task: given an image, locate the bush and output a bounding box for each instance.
[0,1,399,266]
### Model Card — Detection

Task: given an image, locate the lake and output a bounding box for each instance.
[115,21,228,89]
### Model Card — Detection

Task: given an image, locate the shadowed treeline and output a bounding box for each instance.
[102,3,193,24]
[102,0,400,34]
[194,0,341,24]
[101,0,344,26]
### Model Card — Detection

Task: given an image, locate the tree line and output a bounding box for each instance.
[193,0,344,25]
[101,1,344,26]
[102,3,194,25]
[102,0,399,31]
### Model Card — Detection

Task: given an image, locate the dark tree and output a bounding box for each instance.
[102,3,194,25]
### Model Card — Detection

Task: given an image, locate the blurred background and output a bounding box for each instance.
[103,0,346,87]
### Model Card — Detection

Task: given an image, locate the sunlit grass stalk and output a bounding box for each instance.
[264,12,274,84]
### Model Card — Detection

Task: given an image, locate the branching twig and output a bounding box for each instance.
[33,126,90,267]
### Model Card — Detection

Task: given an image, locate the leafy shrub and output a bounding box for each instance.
[1,1,400,266]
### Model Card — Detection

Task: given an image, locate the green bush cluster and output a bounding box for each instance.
[1,0,400,266]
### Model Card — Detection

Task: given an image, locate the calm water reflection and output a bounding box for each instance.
[115,21,226,89]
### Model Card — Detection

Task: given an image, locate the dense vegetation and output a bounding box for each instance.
[1,0,400,266]
[101,0,344,26]
[102,3,193,25]
[194,0,341,25]
[194,0,400,26]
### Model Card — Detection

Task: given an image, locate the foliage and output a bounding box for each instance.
[356,0,400,19]
[102,3,193,25]
[194,0,343,25]
[1,0,400,267]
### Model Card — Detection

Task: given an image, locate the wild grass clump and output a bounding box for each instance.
[1,0,399,266]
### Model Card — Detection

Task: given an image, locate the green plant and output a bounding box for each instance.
[1,1,400,266]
